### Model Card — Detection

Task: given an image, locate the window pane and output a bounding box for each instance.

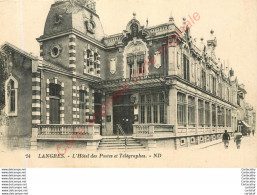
[205,102,210,125]
[146,96,151,123]
[198,100,204,125]
[153,105,158,123]
[147,105,151,123]
[140,105,145,123]
[10,90,15,112]
[188,96,195,125]
[49,83,61,97]
[160,104,164,124]
[212,104,216,126]
[177,93,186,125]
[79,90,85,102]
[10,80,15,89]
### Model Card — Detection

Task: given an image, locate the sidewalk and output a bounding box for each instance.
[179,139,223,151]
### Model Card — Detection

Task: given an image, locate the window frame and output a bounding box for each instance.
[139,93,165,124]
[177,93,187,126]
[188,96,195,125]
[5,76,18,117]
[205,102,210,126]
[212,104,216,127]
[198,100,204,126]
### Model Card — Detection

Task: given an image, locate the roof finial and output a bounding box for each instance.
[133,12,136,19]
[169,11,174,23]
[146,17,149,27]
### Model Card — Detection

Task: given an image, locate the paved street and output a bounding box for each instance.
[173,135,257,167]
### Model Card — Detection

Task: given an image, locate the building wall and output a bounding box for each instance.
[41,36,70,69]
[6,53,32,138]
[41,71,73,124]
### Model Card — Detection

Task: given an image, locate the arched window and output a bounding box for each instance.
[124,40,148,79]
[5,76,18,116]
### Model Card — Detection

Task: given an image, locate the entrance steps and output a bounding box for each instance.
[98,136,147,151]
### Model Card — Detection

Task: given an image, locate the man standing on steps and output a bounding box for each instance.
[222,130,230,149]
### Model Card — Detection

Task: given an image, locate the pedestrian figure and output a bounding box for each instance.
[222,130,230,149]
[248,129,251,136]
[234,130,242,149]
[252,130,255,136]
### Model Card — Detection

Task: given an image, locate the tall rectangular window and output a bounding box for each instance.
[153,94,158,123]
[188,96,195,125]
[198,100,204,125]
[212,76,216,95]
[146,95,152,123]
[226,109,231,127]
[139,93,165,124]
[127,55,134,79]
[94,92,102,125]
[218,83,223,98]
[221,107,225,126]
[10,90,15,112]
[177,93,186,125]
[201,70,206,90]
[183,54,190,81]
[212,104,216,126]
[137,54,145,74]
[205,102,210,125]
[159,93,165,124]
[49,83,61,124]
[140,95,145,123]
[218,107,225,126]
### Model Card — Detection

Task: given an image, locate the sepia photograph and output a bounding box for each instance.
[0,0,256,168]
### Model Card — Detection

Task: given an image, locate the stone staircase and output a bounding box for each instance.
[97,136,147,151]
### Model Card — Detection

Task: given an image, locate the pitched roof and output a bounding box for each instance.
[0,42,38,60]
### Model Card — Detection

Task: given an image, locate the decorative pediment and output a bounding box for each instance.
[121,13,150,46]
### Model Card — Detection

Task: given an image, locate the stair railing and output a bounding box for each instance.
[117,124,127,150]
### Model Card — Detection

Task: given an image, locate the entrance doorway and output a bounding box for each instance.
[113,95,134,135]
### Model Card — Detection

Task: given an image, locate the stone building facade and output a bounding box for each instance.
[0,0,255,150]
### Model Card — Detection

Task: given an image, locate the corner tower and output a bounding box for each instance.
[37,0,105,75]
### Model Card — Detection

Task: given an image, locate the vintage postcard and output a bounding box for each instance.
[0,0,256,168]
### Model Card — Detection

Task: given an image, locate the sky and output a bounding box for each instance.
[0,0,256,107]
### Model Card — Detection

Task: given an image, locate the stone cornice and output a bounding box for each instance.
[166,75,238,108]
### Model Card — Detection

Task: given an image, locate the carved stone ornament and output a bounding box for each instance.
[85,13,95,34]
[64,0,96,14]
[54,14,63,25]
[110,58,116,74]
[154,51,161,69]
